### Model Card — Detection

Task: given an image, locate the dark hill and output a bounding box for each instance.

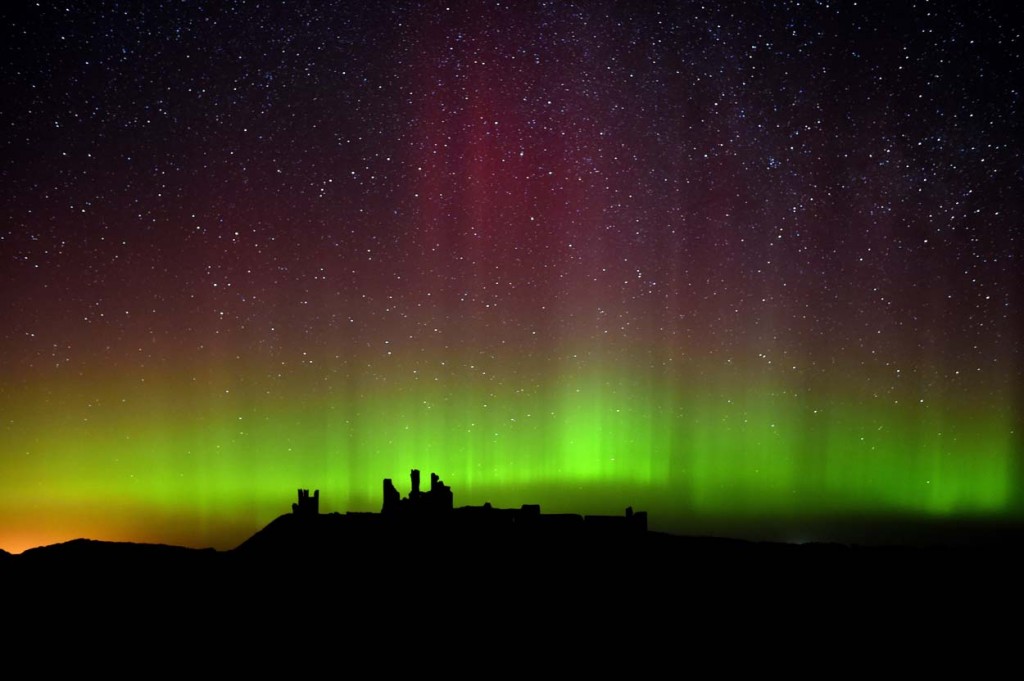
[9,538,222,583]
[19,537,218,564]
[3,517,1020,626]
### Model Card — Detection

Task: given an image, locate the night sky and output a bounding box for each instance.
[2,1,1022,553]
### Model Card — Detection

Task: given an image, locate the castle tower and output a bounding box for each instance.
[292,488,319,515]
[382,478,400,514]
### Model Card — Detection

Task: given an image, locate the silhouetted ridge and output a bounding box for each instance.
[19,538,217,564]
[7,470,1022,606]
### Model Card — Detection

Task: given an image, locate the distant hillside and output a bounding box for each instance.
[14,538,219,571]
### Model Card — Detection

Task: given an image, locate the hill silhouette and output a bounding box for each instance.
[2,469,1021,612]
[18,538,218,566]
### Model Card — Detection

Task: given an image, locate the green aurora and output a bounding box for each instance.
[2,2,1023,554]
[3,354,1017,552]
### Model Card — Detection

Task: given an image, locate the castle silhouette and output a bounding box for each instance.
[290,468,647,533]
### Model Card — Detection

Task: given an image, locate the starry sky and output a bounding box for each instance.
[2,1,1022,553]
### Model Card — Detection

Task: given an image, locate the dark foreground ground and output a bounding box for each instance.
[5,514,1021,665]
[6,524,1015,666]
[5,514,1021,609]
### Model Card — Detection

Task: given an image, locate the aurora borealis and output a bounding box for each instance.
[2,1,1022,553]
